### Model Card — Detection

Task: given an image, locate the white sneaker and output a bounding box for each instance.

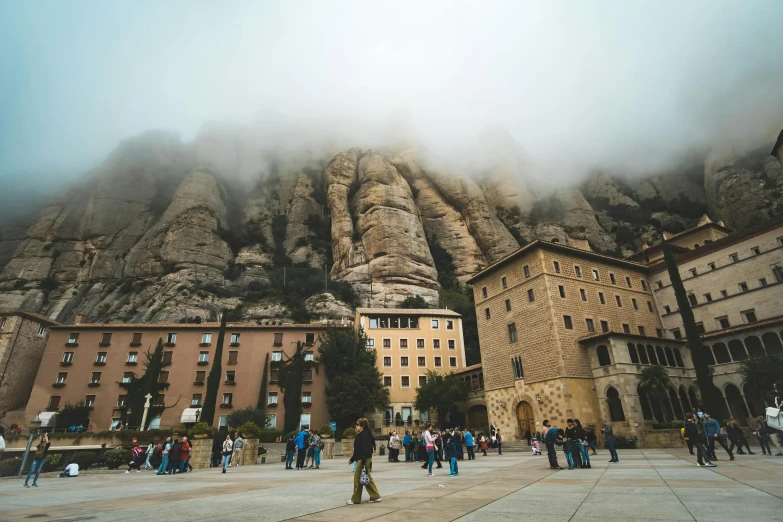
[346,500,355,505]
[368,498,382,503]
[125,471,130,474]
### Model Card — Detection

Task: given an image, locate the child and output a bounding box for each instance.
[756,420,772,456]
[446,434,459,476]
[531,435,542,455]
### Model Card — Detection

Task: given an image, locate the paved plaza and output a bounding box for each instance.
[2,449,783,521]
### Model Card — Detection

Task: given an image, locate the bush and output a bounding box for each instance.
[228,407,267,429]
[104,448,131,470]
[191,422,213,436]
[44,453,62,472]
[0,458,20,477]
[70,450,97,470]
[238,421,261,439]
[343,427,357,439]
[258,429,283,443]
[319,424,334,438]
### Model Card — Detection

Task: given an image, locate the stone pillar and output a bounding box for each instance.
[242,438,259,465]
[341,439,352,458]
[322,439,335,459]
[190,437,213,469]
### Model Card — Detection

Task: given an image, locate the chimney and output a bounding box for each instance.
[75,315,84,325]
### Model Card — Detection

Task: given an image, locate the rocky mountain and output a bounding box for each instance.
[0,125,781,325]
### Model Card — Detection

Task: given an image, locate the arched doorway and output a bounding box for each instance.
[744,381,765,418]
[669,387,684,420]
[467,405,488,433]
[725,384,749,425]
[607,387,625,421]
[516,401,535,439]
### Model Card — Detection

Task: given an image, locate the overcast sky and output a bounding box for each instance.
[1,0,782,189]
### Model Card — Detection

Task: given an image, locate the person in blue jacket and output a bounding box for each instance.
[464,430,475,460]
[402,431,412,462]
[704,412,734,461]
[295,428,309,469]
[543,422,564,470]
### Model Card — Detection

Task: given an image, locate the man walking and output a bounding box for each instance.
[685,413,716,467]
[233,433,245,467]
[496,430,503,454]
[704,412,734,461]
[601,419,619,463]
[157,437,172,475]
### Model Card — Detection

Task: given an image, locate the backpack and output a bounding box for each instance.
[318,438,325,450]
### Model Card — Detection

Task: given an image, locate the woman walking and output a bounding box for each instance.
[144,440,155,470]
[726,419,754,455]
[347,418,381,505]
[221,435,233,473]
[309,430,321,469]
[23,433,50,487]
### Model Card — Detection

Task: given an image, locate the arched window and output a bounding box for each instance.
[627,342,639,364]
[664,346,676,367]
[704,346,716,366]
[744,336,765,358]
[647,345,658,365]
[679,386,691,411]
[688,387,699,409]
[725,384,749,424]
[762,332,783,355]
[597,345,611,366]
[669,387,684,419]
[607,387,625,421]
[638,384,654,420]
[655,346,667,366]
[728,340,748,361]
[744,381,765,417]
[637,343,649,364]
[673,348,684,367]
[713,343,731,364]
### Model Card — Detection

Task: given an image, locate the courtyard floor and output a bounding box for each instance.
[1,448,783,521]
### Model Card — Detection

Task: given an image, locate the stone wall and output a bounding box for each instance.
[638,429,686,449]
[190,437,213,469]
[0,315,51,417]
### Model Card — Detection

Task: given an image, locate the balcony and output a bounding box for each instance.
[126,361,137,366]
[197,360,209,366]
[224,380,236,386]
[199,342,211,347]
[60,361,72,367]
[164,342,176,347]
[301,402,312,408]
[227,360,237,365]
[267,402,278,408]
[94,361,106,366]
[130,342,142,347]
[193,381,205,386]
[53,382,66,388]
[219,403,233,409]
[88,382,101,388]
[99,342,111,347]
[230,342,240,347]
[65,342,78,347]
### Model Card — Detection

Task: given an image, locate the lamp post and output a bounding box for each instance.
[18,413,43,476]
[140,393,153,431]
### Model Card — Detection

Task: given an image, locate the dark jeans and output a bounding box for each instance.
[296,448,306,469]
[759,439,772,454]
[168,459,180,473]
[694,440,711,464]
[729,437,751,454]
[467,446,475,460]
[498,442,502,454]
[285,450,295,468]
[546,441,559,468]
[606,439,619,462]
[708,435,732,458]
[685,439,694,454]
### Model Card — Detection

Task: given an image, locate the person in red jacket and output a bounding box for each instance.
[179,437,192,474]
[126,442,144,473]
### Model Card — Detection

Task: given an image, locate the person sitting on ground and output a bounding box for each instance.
[58,462,80,478]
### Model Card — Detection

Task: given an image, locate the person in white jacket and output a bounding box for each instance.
[424,424,437,476]
[221,435,233,473]
[145,441,155,470]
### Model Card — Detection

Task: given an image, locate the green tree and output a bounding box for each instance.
[414,370,468,429]
[662,240,722,414]
[318,327,390,430]
[740,355,783,410]
[399,295,429,309]
[278,341,308,432]
[118,339,171,428]
[200,313,227,426]
[257,352,270,412]
[639,365,673,422]
[54,401,91,429]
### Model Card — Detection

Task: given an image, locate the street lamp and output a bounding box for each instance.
[18,413,43,476]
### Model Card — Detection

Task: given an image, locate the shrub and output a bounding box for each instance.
[238,421,261,439]
[258,429,283,443]
[70,450,97,470]
[228,407,267,428]
[191,422,213,436]
[319,424,334,438]
[104,448,131,470]
[0,458,21,477]
[343,427,357,439]
[44,453,63,472]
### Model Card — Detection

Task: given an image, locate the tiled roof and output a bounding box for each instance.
[625,242,689,261]
[701,315,783,339]
[453,363,482,374]
[0,311,60,326]
[356,308,461,318]
[52,321,349,330]
[578,331,685,345]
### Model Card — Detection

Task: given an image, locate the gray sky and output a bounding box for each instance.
[1,0,782,191]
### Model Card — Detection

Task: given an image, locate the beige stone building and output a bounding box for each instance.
[0,312,59,420]
[354,308,466,430]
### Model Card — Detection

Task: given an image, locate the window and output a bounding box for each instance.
[433,339,441,349]
[760,278,768,287]
[366,338,375,349]
[593,269,600,281]
[610,273,616,285]
[166,333,176,344]
[272,351,282,361]
[501,276,508,288]
[663,305,671,314]
[382,338,391,349]
[304,351,314,362]
[96,352,107,363]
[305,332,315,345]
[615,295,622,307]
[641,280,647,291]
[62,352,74,363]
[656,328,663,338]
[446,320,454,330]
[739,282,748,292]
[417,339,425,349]
[54,372,68,384]
[671,328,683,339]
[400,339,408,349]
[219,415,229,428]
[574,266,582,278]
[742,309,758,323]
[687,293,697,306]
[418,375,427,386]
[553,261,560,274]
[434,356,442,367]
[0,317,5,329]
[199,351,209,363]
[505,299,511,311]
[83,394,96,407]
[401,356,409,367]
[597,346,611,367]
[401,376,410,387]
[116,395,126,408]
[626,276,632,288]
[752,246,761,256]
[638,326,646,336]
[485,308,491,320]
[383,376,392,387]
[37,325,46,336]
[690,268,697,277]
[228,351,238,364]
[647,301,653,312]
[717,316,730,329]
[774,266,783,283]
[418,356,426,367]
[600,320,609,333]
[431,319,439,329]
[48,396,61,409]
[153,394,165,407]
[720,289,728,298]
[704,293,712,302]
[67,333,79,345]
[302,392,312,404]
[221,393,233,406]
[191,394,202,406]
[369,317,378,328]
[511,356,524,379]
[195,371,205,383]
[507,323,518,342]
[695,322,706,335]
[127,352,138,363]
[558,285,566,298]
[89,372,101,384]
[708,262,716,271]
[656,281,663,289]
[225,371,235,383]
[100,333,112,345]
[527,289,535,302]
[270,369,279,382]
[586,318,595,333]
[268,392,278,405]
[121,372,133,383]
[383,356,391,367]
[201,333,212,345]
[622,324,630,334]
[159,371,169,383]
[523,265,530,277]
[632,298,638,310]
[273,333,283,346]
[730,253,739,263]
[449,357,457,367]
[599,292,606,305]
[563,316,573,330]
[131,332,142,345]
[482,287,488,298]
[580,289,587,301]
[230,333,240,344]
[448,339,455,350]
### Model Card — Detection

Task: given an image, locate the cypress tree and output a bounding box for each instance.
[256,352,270,414]
[200,313,227,426]
[661,240,722,414]
[118,338,170,428]
[278,341,306,433]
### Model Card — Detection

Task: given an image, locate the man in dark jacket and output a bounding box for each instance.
[684,413,715,467]
[543,424,563,470]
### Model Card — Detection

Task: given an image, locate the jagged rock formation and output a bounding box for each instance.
[0,125,780,324]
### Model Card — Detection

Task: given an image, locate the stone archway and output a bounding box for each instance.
[516,401,535,439]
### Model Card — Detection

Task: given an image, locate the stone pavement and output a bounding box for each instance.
[1,448,783,521]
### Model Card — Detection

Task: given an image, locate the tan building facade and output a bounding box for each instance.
[355,308,466,430]
[0,312,59,419]
[24,322,344,432]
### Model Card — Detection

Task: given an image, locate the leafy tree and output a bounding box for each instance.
[200,314,227,426]
[740,355,783,410]
[639,365,673,422]
[318,327,390,431]
[278,341,308,432]
[662,240,723,414]
[414,370,468,429]
[118,339,171,429]
[399,295,429,309]
[228,407,268,429]
[55,401,91,429]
